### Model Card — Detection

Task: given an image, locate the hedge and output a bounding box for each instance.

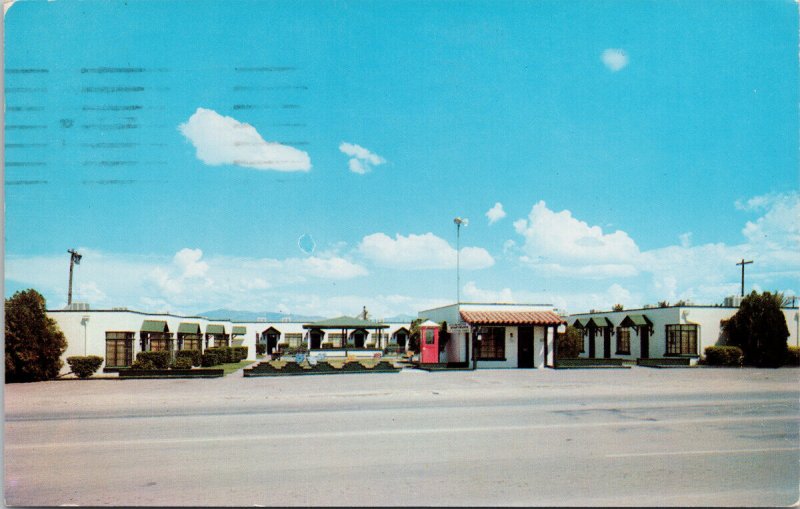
[135,351,171,369]
[66,355,104,379]
[201,351,221,367]
[256,343,267,355]
[176,349,202,367]
[704,346,744,367]
[233,346,248,361]
[131,358,155,370]
[786,346,800,367]
[171,356,193,369]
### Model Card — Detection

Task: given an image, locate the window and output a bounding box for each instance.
[105,331,134,367]
[285,333,303,347]
[181,335,202,351]
[214,336,229,348]
[150,338,171,351]
[475,327,505,360]
[616,327,631,354]
[425,329,435,345]
[666,324,698,355]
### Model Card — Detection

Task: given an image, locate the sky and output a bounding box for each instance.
[3,0,798,318]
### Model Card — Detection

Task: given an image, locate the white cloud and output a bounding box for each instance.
[485,202,506,225]
[178,108,311,171]
[601,48,629,72]
[339,142,386,174]
[462,281,514,302]
[513,200,639,278]
[740,192,800,252]
[5,248,367,314]
[679,232,692,248]
[358,232,495,270]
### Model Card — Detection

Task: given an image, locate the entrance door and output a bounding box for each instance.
[518,326,534,368]
[266,333,278,354]
[640,327,650,359]
[310,331,322,349]
[588,329,596,358]
[603,328,611,359]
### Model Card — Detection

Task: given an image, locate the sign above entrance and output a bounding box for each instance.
[448,322,470,333]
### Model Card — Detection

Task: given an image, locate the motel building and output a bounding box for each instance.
[47,305,413,374]
[568,301,800,365]
[417,303,567,369]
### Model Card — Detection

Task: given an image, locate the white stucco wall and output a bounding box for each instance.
[569,306,800,360]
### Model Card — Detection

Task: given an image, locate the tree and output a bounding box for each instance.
[5,289,68,383]
[612,304,624,312]
[556,326,583,359]
[407,318,423,353]
[724,291,789,368]
[438,321,449,352]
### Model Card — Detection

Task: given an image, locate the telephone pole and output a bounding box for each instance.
[67,249,82,306]
[736,259,753,297]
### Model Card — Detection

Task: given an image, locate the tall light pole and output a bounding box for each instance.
[736,258,753,297]
[67,249,83,306]
[453,217,468,304]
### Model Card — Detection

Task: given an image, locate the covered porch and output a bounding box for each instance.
[302,316,389,355]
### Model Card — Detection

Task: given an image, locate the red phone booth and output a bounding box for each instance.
[419,320,441,364]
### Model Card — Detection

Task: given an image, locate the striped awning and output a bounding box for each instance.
[460,310,565,326]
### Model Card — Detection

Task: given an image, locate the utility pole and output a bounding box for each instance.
[67,249,82,306]
[453,217,468,304]
[736,259,753,297]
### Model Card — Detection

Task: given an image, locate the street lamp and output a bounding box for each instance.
[453,217,468,304]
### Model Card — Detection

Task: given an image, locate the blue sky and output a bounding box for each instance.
[4,0,798,317]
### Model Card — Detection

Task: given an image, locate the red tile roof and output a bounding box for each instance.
[460,310,566,326]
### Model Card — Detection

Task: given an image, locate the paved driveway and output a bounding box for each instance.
[5,367,799,506]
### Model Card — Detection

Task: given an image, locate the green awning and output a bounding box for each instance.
[178,322,201,334]
[303,316,388,329]
[232,326,247,335]
[206,324,226,335]
[589,317,612,328]
[620,314,652,328]
[572,318,590,329]
[141,320,168,333]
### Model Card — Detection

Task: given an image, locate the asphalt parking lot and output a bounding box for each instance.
[5,366,799,506]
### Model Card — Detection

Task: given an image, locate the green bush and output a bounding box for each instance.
[232,346,248,361]
[66,356,104,379]
[256,343,266,355]
[704,346,744,367]
[176,349,202,367]
[724,291,789,367]
[557,326,584,359]
[201,351,221,367]
[135,351,171,369]
[206,347,233,363]
[131,358,155,370]
[786,346,800,367]
[171,356,193,369]
[5,289,68,383]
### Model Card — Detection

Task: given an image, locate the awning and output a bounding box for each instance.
[589,317,613,328]
[141,320,168,333]
[206,324,226,335]
[460,310,565,326]
[302,316,388,329]
[572,318,590,329]
[177,322,201,334]
[619,314,652,328]
[232,326,247,336]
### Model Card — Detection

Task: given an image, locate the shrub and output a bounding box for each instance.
[5,289,68,383]
[66,356,104,379]
[201,351,221,367]
[256,343,266,355]
[171,356,193,370]
[135,351,171,369]
[131,358,155,370]
[232,346,248,361]
[704,346,744,367]
[786,346,800,367]
[176,349,202,367]
[556,326,584,359]
[724,291,790,367]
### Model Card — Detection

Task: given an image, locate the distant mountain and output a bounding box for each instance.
[383,314,416,323]
[195,309,325,322]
